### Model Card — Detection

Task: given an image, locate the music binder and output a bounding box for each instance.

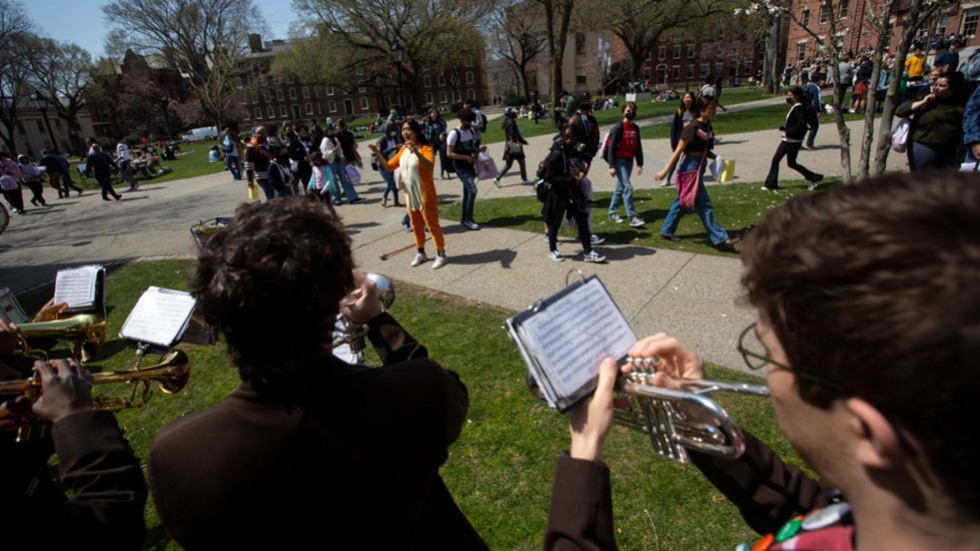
[119,286,213,351]
[504,275,636,412]
[53,265,106,313]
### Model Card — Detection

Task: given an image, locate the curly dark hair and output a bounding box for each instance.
[740,170,980,514]
[189,199,355,388]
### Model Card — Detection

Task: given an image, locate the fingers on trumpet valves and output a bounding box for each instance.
[623,356,661,383]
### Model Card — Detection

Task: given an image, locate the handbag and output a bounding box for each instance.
[506,140,523,155]
[675,142,709,209]
[891,118,911,153]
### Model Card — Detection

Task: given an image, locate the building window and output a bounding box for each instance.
[700,63,710,76]
[328,100,337,112]
[687,44,696,58]
[642,67,651,80]
[962,8,980,36]
[251,92,259,104]
[424,75,432,87]
[439,91,448,103]
[263,90,272,102]
[935,15,947,36]
[302,86,310,98]
[658,46,666,61]
[289,88,297,100]
[358,86,366,93]
[818,4,828,24]
[467,89,476,100]
[267,106,275,118]
[327,86,335,96]
[360,97,369,110]
[278,105,286,118]
[801,8,810,27]
[465,71,474,84]
[455,90,462,101]
[838,0,848,18]
[254,108,262,119]
[276,89,284,101]
[673,45,681,59]
[575,33,586,56]
[576,74,586,84]
[671,66,679,80]
[687,64,695,78]
[306,103,313,115]
[286,74,295,84]
[243,110,250,120]
[424,91,433,104]
[797,42,807,62]
[437,74,446,86]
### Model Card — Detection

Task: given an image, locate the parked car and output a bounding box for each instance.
[182,126,219,143]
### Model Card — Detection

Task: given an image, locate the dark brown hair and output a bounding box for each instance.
[741,171,980,513]
[190,199,354,388]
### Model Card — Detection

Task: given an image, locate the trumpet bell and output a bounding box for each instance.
[15,314,107,363]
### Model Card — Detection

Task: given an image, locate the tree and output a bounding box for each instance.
[292,0,492,112]
[0,0,34,156]
[102,0,265,128]
[491,1,548,101]
[530,0,575,126]
[24,38,94,154]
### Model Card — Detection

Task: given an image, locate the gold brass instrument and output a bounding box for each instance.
[14,313,107,363]
[0,348,191,440]
[333,273,395,363]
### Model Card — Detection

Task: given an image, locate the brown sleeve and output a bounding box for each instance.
[366,311,428,364]
[544,456,617,551]
[687,429,831,535]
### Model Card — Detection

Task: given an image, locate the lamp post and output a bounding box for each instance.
[390,40,404,111]
[30,89,58,154]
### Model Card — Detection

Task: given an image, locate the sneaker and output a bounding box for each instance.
[809,173,824,183]
[543,234,550,244]
[760,186,778,192]
[463,220,480,230]
[411,252,428,267]
[714,237,740,253]
[493,178,501,188]
[583,250,607,263]
[548,250,564,262]
[629,217,645,228]
[609,214,624,224]
[590,234,605,245]
[807,182,818,191]
[401,220,412,233]
[381,197,388,207]
[521,179,535,185]
[660,234,681,242]
[432,255,448,269]
[349,197,363,204]
[660,180,673,187]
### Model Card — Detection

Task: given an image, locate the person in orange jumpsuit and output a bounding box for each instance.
[369,119,447,269]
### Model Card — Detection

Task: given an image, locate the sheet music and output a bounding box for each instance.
[53,266,100,309]
[119,287,198,347]
[519,278,635,397]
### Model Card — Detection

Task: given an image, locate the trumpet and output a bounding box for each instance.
[15,313,107,363]
[333,273,395,363]
[527,357,769,464]
[0,349,191,440]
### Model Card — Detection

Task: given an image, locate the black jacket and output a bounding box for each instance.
[782,104,810,141]
[604,121,643,167]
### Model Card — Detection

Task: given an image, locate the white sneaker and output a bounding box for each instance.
[432,255,448,269]
[583,250,606,263]
[411,252,427,267]
[548,250,564,262]
[660,180,673,187]
[463,220,480,230]
[609,214,624,224]
[629,217,645,228]
[521,179,534,185]
[493,178,501,188]
[590,234,605,245]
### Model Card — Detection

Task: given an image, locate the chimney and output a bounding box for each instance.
[248,34,263,53]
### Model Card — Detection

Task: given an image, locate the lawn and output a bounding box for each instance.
[440,178,838,257]
[16,258,806,551]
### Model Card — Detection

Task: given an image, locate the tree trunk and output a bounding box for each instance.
[825,1,852,183]
[856,0,897,179]
[764,15,782,95]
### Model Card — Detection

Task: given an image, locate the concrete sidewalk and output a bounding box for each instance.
[0,117,906,375]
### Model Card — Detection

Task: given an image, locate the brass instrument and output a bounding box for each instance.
[15,313,107,363]
[526,357,769,464]
[333,273,395,363]
[0,348,191,440]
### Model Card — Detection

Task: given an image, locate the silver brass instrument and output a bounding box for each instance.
[0,348,191,440]
[14,313,107,363]
[332,273,395,363]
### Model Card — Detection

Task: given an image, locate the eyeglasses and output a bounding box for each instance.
[736,323,845,394]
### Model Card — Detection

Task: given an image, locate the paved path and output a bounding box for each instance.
[0,116,906,374]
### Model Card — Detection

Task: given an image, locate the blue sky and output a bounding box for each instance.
[23,1,297,60]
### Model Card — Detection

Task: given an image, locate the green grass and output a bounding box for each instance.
[441,179,838,256]
[17,259,806,550]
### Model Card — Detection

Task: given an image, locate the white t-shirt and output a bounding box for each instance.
[116,142,131,162]
[446,128,476,149]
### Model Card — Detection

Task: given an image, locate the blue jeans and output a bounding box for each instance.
[330,160,359,202]
[457,168,477,222]
[259,178,294,200]
[225,155,241,180]
[660,155,729,245]
[805,120,819,148]
[608,157,636,219]
[380,167,398,204]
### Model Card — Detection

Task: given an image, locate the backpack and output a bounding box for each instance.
[475,111,488,133]
[891,118,911,153]
[963,49,980,82]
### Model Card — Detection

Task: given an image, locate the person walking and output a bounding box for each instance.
[665,92,698,186]
[802,78,823,149]
[604,101,644,227]
[494,107,530,187]
[895,71,967,171]
[541,126,605,263]
[374,112,403,207]
[115,138,140,192]
[85,143,122,201]
[369,119,448,269]
[423,109,449,180]
[763,87,823,191]
[0,163,25,214]
[221,126,243,180]
[17,155,46,207]
[446,108,481,230]
[654,98,739,253]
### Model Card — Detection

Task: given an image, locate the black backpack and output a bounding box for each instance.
[964,49,980,82]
